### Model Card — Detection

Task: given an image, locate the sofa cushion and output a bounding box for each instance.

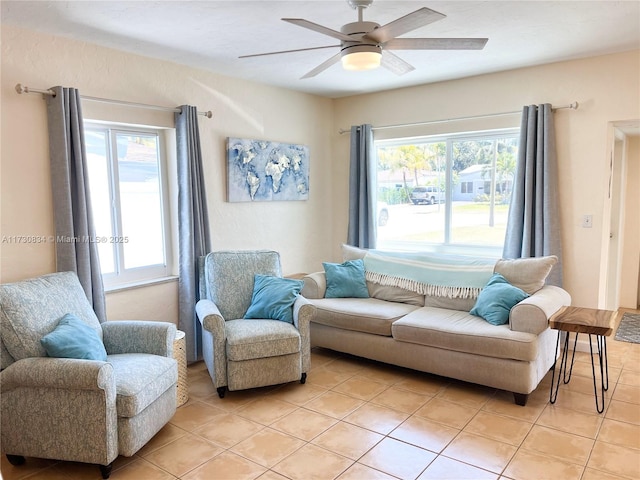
[341,243,367,261]
[225,319,301,361]
[108,353,178,418]
[0,272,103,361]
[367,283,425,306]
[341,244,425,306]
[392,307,540,362]
[310,298,420,336]
[423,295,475,312]
[323,259,369,298]
[494,256,557,294]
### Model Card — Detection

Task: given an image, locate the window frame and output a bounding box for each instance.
[375,127,519,257]
[84,122,175,290]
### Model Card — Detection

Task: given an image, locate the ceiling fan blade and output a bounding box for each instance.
[239,45,339,59]
[301,52,342,79]
[283,18,354,42]
[365,7,446,44]
[381,50,415,76]
[385,38,488,51]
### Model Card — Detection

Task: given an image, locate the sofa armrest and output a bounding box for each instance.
[1,357,114,394]
[510,286,572,334]
[102,321,176,357]
[302,272,326,299]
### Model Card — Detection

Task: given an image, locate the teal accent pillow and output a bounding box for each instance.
[470,273,529,325]
[40,313,107,361]
[323,259,369,298]
[244,275,304,324]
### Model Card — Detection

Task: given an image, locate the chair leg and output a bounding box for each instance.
[217,386,227,398]
[6,454,25,466]
[300,373,307,384]
[99,463,113,479]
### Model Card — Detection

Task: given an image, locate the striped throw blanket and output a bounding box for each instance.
[363,251,497,299]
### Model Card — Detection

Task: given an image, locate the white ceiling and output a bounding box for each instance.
[2,1,639,98]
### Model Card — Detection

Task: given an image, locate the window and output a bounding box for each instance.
[84,124,173,288]
[376,129,519,255]
[461,181,473,194]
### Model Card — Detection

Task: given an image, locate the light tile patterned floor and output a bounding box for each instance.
[2,310,639,480]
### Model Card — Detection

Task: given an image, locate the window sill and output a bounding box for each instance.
[104,275,179,294]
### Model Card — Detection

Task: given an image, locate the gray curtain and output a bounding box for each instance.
[347,124,376,248]
[46,86,106,322]
[176,105,211,362]
[504,104,563,286]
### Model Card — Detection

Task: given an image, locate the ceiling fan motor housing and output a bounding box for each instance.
[340,21,381,55]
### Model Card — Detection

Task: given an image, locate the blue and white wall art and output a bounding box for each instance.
[227,137,310,202]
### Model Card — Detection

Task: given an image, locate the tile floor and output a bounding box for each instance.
[2,310,639,480]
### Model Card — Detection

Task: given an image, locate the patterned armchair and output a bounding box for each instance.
[0,272,177,479]
[196,250,316,398]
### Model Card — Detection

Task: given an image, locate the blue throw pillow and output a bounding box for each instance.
[40,313,107,361]
[244,274,304,324]
[470,273,529,326]
[323,259,369,298]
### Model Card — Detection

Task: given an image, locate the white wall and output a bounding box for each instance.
[332,50,640,308]
[1,25,335,324]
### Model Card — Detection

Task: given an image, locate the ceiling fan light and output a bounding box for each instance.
[341,44,382,71]
[342,51,382,70]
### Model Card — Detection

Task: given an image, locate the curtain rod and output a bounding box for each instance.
[338,101,579,135]
[15,84,213,119]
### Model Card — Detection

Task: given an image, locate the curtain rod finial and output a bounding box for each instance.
[205,111,213,119]
[570,101,579,110]
[15,84,27,94]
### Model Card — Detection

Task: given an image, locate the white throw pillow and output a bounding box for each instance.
[494,255,558,294]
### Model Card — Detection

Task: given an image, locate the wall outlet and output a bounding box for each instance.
[582,214,593,228]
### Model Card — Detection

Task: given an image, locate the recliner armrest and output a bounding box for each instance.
[293,295,316,329]
[1,357,114,395]
[196,299,226,336]
[293,295,315,373]
[102,321,176,357]
[510,286,572,334]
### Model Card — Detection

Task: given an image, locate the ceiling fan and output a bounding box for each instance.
[240,0,488,79]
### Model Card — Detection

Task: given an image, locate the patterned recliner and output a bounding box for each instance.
[196,250,315,398]
[0,272,177,479]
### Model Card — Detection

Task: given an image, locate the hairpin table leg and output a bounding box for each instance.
[589,334,608,414]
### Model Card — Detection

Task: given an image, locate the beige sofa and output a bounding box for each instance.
[302,246,571,406]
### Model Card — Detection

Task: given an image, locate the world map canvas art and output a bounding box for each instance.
[227,137,310,202]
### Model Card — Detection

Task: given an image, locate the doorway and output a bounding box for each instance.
[602,121,640,310]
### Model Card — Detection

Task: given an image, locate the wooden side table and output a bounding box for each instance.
[173,330,189,407]
[549,306,615,413]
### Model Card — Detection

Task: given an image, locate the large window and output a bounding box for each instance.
[85,124,173,288]
[376,129,518,255]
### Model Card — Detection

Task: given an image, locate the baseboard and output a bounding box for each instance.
[575,335,591,353]
[558,332,596,354]
[572,333,602,353]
